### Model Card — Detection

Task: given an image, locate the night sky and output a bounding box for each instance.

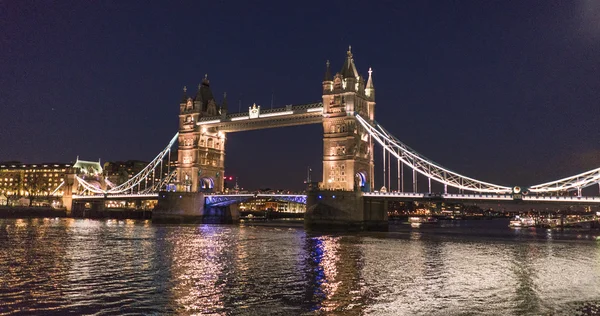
[1,1,599,191]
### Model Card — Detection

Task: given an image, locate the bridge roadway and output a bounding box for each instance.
[73,192,600,205]
[364,192,600,204]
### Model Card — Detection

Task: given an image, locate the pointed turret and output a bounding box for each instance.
[220,92,228,118]
[365,67,375,98]
[323,60,332,81]
[323,60,333,93]
[198,74,215,112]
[181,86,188,103]
[340,45,359,79]
[194,83,203,103]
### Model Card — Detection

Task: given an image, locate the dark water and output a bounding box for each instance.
[1,218,600,315]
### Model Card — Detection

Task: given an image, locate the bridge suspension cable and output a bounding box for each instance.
[528,167,600,193]
[355,115,513,193]
[75,175,106,194]
[106,133,178,193]
[141,169,177,194]
[76,133,179,195]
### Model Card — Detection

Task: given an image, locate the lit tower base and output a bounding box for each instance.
[153,191,240,224]
[305,189,388,231]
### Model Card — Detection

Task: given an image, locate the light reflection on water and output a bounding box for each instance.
[0,219,600,315]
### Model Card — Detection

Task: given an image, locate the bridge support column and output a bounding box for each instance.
[153,191,239,224]
[305,190,388,231]
[61,172,76,216]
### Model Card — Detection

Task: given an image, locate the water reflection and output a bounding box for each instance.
[1,219,600,315]
[167,225,229,314]
[305,235,366,314]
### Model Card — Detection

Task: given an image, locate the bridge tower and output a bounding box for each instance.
[306,47,385,231]
[176,76,226,193]
[321,47,375,192]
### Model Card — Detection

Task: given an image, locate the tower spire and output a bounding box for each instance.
[195,83,203,103]
[323,60,332,81]
[366,67,374,89]
[365,67,375,98]
[220,92,228,117]
[181,86,187,103]
[340,45,358,78]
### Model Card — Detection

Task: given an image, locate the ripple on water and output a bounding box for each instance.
[1,219,600,315]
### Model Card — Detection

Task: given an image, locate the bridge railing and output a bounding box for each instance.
[363,192,425,198]
[522,195,600,202]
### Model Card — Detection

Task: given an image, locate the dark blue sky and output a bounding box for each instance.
[1,1,599,190]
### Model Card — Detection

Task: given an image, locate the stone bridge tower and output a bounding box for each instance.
[177,75,227,192]
[321,47,375,192]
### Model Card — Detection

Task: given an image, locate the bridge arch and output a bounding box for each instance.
[199,177,215,191]
[355,171,369,192]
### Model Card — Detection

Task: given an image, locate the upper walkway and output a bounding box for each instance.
[196,102,323,132]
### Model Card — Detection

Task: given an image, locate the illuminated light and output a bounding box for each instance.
[229,177,233,180]
[197,119,221,125]
[307,107,324,113]
[231,116,249,121]
[318,195,322,199]
[332,195,336,199]
[258,111,294,118]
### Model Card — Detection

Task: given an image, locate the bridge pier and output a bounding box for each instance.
[305,190,388,231]
[153,191,239,224]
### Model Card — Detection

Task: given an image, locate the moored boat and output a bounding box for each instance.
[509,216,535,228]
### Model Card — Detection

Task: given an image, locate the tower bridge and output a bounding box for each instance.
[67,47,600,229]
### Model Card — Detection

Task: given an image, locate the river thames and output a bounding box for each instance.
[1,218,600,315]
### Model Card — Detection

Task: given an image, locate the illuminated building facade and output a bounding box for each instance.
[177,75,227,192]
[239,198,306,213]
[0,158,105,206]
[0,161,72,205]
[321,47,375,191]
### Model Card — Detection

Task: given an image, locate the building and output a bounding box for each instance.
[103,160,148,187]
[0,161,72,205]
[321,47,375,192]
[176,75,227,192]
[0,158,105,206]
[240,198,305,213]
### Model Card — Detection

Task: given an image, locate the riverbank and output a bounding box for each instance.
[0,207,67,218]
[0,207,151,220]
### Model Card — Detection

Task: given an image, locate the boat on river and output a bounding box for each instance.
[509,216,535,228]
[408,216,438,224]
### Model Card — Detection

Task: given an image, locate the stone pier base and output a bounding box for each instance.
[304,190,388,231]
[153,191,239,224]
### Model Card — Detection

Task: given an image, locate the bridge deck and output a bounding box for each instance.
[73,192,600,205]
